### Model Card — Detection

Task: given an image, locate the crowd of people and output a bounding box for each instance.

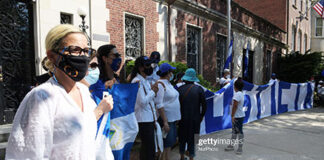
[5,24,246,160]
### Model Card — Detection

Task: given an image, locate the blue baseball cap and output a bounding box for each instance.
[159,63,176,74]
[181,68,200,82]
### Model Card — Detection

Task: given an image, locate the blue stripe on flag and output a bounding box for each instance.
[271,82,277,115]
[224,40,233,70]
[278,81,291,114]
[295,84,300,111]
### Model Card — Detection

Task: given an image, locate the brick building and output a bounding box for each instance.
[100,0,286,85]
[0,0,288,126]
[234,0,311,54]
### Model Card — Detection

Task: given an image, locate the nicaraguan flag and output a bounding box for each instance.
[244,42,250,78]
[91,82,139,160]
[224,39,233,70]
[109,83,139,160]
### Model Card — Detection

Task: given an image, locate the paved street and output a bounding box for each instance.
[170,107,324,160]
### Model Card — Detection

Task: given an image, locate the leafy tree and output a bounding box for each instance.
[277,51,323,83]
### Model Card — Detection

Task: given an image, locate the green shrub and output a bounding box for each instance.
[277,51,323,83]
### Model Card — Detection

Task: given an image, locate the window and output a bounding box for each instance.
[300,0,303,12]
[293,0,297,6]
[306,0,308,17]
[242,49,254,83]
[299,31,302,52]
[60,13,73,24]
[265,50,272,81]
[125,15,144,59]
[291,25,296,51]
[316,18,323,37]
[216,34,227,78]
[297,30,301,52]
[304,34,307,53]
[187,25,201,73]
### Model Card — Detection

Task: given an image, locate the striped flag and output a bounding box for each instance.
[313,0,324,18]
[224,39,233,70]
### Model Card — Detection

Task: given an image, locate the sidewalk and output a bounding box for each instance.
[170,107,324,160]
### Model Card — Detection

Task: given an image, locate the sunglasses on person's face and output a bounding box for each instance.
[60,46,96,57]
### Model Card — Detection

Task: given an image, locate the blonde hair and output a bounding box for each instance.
[45,24,84,72]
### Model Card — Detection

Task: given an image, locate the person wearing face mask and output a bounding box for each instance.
[6,24,113,159]
[220,69,231,87]
[130,56,159,160]
[87,44,122,138]
[147,51,161,85]
[155,63,181,160]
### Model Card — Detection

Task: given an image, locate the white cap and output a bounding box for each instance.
[224,69,230,73]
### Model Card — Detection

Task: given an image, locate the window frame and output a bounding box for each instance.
[291,25,296,51]
[60,12,73,24]
[185,23,203,75]
[123,12,145,60]
[315,17,323,37]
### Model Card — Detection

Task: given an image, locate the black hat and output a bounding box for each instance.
[150,51,160,63]
[135,56,153,67]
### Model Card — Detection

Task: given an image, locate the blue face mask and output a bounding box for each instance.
[169,73,174,81]
[85,67,100,85]
[111,57,122,72]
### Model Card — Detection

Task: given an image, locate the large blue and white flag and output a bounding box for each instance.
[224,40,233,70]
[92,83,139,160]
[200,80,314,135]
[243,42,250,78]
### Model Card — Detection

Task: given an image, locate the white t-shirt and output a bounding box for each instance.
[6,78,97,160]
[147,66,160,85]
[132,74,157,122]
[154,79,181,122]
[232,91,245,118]
[220,77,231,86]
[269,78,278,84]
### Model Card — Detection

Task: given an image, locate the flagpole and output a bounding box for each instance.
[227,0,232,76]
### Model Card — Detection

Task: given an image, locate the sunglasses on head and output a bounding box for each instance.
[60,46,96,57]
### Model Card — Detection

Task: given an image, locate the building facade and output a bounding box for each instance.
[311,8,324,52]
[235,0,311,54]
[0,0,287,124]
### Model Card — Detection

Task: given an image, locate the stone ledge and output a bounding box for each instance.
[0,142,7,149]
[0,124,12,134]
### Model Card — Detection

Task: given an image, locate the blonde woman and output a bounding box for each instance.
[5,24,113,159]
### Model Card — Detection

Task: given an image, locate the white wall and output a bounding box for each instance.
[311,10,324,52]
[156,3,168,61]
[34,0,109,75]
[233,31,264,85]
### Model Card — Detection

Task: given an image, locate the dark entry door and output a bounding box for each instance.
[0,0,35,124]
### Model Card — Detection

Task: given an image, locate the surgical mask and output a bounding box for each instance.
[55,53,89,82]
[169,73,174,81]
[85,67,100,85]
[152,63,158,69]
[144,67,153,76]
[111,57,122,72]
[226,75,230,79]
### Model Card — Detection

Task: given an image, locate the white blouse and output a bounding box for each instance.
[6,78,97,160]
[132,74,158,123]
[155,79,181,122]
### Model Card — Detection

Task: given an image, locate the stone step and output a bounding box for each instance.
[0,124,11,144]
[0,124,11,159]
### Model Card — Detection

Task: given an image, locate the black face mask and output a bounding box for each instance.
[56,54,90,82]
[144,67,153,76]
